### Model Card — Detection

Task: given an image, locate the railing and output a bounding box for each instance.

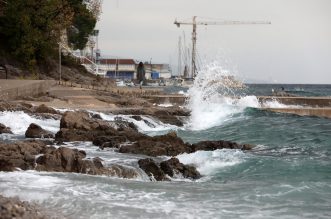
[59,42,101,75]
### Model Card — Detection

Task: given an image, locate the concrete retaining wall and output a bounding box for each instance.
[265,107,331,119]
[0,80,57,101]
[258,96,331,107]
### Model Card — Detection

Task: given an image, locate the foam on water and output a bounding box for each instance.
[0,111,60,135]
[177,149,246,176]
[186,61,260,130]
[95,112,178,133]
[185,60,301,131]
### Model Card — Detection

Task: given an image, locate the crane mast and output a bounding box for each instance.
[174,16,271,78]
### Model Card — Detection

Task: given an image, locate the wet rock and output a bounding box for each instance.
[93,136,128,149]
[0,141,47,171]
[192,140,254,152]
[60,111,110,130]
[55,111,118,142]
[131,115,142,121]
[110,106,189,127]
[114,116,138,131]
[36,147,86,172]
[138,158,167,181]
[0,123,12,134]
[0,195,48,219]
[25,123,54,138]
[160,158,201,179]
[35,146,138,179]
[153,109,184,126]
[91,113,102,120]
[33,104,58,114]
[138,157,201,181]
[119,131,191,157]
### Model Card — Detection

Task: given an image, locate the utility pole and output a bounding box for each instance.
[174,16,271,78]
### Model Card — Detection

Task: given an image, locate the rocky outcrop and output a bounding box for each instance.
[138,158,167,181]
[55,111,253,157]
[0,123,12,134]
[0,195,48,219]
[55,111,117,142]
[0,140,138,179]
[35,146,138,178]
[160,157,201,179]
[55,111,146,143]
[191,140,254,151]
[32,104,58,114]
[119,131,191,157]
[0,140,47,171]
[25,123,54,138]
[110,106,189,127]
[119,132,253,157]
[138,157,201,181]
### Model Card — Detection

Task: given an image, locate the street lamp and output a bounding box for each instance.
[150,58,152,79]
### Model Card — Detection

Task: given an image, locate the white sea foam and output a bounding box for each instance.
[186,61,257,130]
[95,112,178,133]
[0,111,60,135]
[185,60,301,130]
[177,149,246,175]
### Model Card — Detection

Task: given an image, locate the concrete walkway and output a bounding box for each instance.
[0,79,56,100]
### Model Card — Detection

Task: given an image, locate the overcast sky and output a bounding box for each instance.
[96,0,331,84]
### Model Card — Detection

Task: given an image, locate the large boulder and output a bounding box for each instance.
[56,111,146,143]
[25,123,54,138]
[0,123,12,134]
[0,141,47,171]
[160,157,201,179]
[33,104,58,114]
[55,111,117,142]
[59,111,110,130]
[138,158,167,181]
[138,157,201,181]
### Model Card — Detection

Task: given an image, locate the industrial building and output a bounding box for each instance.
[98,59,136,79]
[94,58,172,80]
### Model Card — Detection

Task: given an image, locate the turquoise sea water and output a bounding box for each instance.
[0,84,331,218]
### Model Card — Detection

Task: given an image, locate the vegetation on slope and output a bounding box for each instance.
[0,0,97,78]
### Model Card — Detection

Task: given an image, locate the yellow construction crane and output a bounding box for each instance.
[174,16,271,78]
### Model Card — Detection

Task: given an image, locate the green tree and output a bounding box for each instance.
[0,0,96,68]
[67,3,96,50]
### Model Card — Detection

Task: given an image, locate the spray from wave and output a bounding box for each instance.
[186,61,259,130]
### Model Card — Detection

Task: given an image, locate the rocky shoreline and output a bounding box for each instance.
[0,96,254,217]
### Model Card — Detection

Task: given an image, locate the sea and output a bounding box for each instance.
[0,62,330,218]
